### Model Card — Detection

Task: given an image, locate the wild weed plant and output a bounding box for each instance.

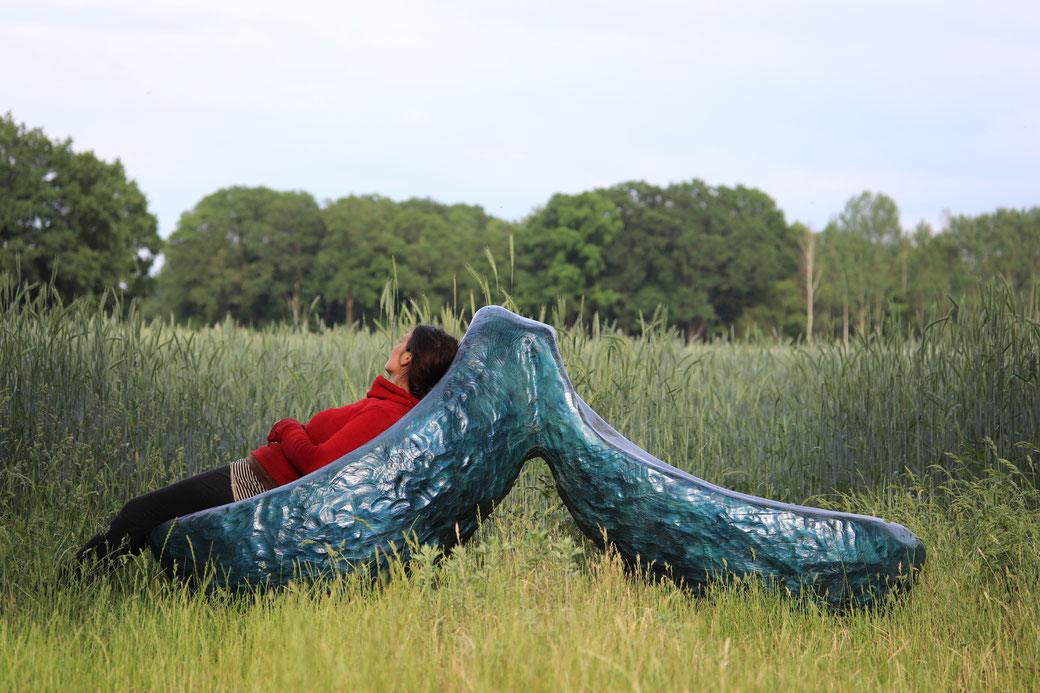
[1,273,1038,690]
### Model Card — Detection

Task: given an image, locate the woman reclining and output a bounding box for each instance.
[74,325,459,571]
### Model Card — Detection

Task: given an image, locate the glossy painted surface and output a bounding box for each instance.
[149,307,925,605]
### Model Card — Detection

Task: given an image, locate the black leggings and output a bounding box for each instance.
[76,466,233,565]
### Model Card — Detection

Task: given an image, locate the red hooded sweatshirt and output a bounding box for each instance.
[252,376,419,486]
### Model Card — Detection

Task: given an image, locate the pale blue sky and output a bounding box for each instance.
[4,0,1039,245]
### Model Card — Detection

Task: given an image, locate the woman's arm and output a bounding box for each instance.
[267,418,300,443]
[276,407,400,477]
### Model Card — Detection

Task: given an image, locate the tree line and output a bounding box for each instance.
[154,188,512,327]
[148,183,1040,340]
[4,112,1039,339]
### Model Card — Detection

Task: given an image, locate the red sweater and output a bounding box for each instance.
[252,376,420,486]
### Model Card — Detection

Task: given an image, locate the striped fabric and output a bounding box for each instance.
[230,457,271,502]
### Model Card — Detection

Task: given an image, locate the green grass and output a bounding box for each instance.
[1,276,1039,690]
[3,485,1039,691]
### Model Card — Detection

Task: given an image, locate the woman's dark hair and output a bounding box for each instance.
[405,325,459,399]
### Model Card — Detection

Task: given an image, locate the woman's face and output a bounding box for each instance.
[384,330,413,377]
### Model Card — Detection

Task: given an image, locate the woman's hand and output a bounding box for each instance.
[267,418,300,443]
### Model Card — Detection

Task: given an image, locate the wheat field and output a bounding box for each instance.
[1,277,1038,691]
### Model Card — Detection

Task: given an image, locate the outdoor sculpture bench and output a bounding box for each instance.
[149,306,926,606]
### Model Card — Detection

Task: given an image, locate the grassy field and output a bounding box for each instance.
[2,277,1039,690]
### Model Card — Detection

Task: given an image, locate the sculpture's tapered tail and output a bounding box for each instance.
[150,306,925,605]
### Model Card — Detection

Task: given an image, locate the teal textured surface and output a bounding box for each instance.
[149,307,925,605]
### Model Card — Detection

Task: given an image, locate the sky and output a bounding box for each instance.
[3,0,1039,246]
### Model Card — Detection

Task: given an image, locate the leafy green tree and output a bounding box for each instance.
[734,278,805,340]
[686,182,797,334]
[902,221,960,317]
[156,187,323,324]
[267,189,326,318]
[316,196,512,325]
[317,195,398,327]
[391,199,491,310]
[608,180,795,339]
[819,222,862,343]
[894,208,1040,323]
[840,191,902,334]
[515,180,796,338]
[600,180,706,334]
[514,191,624,323]
[819,192,903,338]
[0,113,160,300]
[946,207,1040,293]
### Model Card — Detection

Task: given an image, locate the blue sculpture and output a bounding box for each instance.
[150,307,925,605]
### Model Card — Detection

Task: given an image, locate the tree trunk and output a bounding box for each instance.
[686,320,706,344]
[291,274,302,329]
[345,295,355,329]
[799,228,820,344]
[842,302,849,347]
[1031,276,1039,323]
[806,281,814,343]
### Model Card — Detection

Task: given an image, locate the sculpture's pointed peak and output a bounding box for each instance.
[469,306,558,344]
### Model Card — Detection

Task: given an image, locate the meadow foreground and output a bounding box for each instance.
[2,285,1038,690]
